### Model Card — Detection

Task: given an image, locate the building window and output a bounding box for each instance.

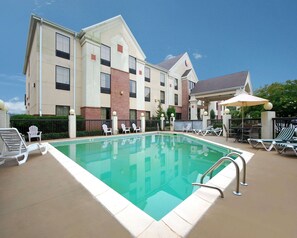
[100,73,111,94]
[56,66,70,90]
[145,87,150,102]
[145,67,150,82]
[175,113,182,120]
[189,81,195,92]
[101,44,111,67]
[160,73,165,86]
[129,56,136,74]
[101,107,111,120]
[130,109,137,121]
[56,105,70,116]
[130,80,136,98]
[160,91,165,104]
[174,78,178,90]
[56,33,70,60]
[174,94,178,105]
[145,111,150,120]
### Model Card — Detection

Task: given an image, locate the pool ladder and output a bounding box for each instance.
[192,152,248,198]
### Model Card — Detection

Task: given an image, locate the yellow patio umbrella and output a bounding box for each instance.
[220,92,269,140]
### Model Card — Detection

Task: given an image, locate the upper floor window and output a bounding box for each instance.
[56,33,70,60]
[174,94,178,105]
[145,67,150,82]
[100,73,111,94]
[160,91,165,104]
[160,73,165,86]
[174,78,178,90]
[56,66,70,90]
[130,80,136,98]
[129,56,136,74]
[101,44,111,67]
[145,87,150,102]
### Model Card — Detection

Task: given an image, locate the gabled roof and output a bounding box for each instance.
[79,15,146,60]
[157,54,184,70]
[191,71,249,95]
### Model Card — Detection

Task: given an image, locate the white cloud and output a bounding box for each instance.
[0,74,25,87]
[193,52,203,60]
[4,98,26,115]
[33,0,56,11]
[165,54,176,60]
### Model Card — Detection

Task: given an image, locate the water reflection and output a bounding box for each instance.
[53,134,232,220]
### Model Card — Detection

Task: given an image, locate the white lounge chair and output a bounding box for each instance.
[194,126,213,136]
[183,123,192,132]
[102,124,112,135]
[27,125,42,142]
[273,142,297,156]
[132,123,140,133]
[121,124,130,133]
[0,128,48,165]
[248,127,295,151]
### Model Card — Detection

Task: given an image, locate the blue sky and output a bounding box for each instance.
[1,0,297,114]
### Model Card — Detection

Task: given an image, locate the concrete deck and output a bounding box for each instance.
[1,135,297,238]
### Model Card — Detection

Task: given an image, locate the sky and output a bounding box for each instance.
[1,0,297,114]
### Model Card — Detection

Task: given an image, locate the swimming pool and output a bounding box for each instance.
[51,133,234,220]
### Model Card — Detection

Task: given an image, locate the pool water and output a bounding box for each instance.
[52,133,233,220]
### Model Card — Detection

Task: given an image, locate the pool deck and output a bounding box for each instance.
[1,134,297,238]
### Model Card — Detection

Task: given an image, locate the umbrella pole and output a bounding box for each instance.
[241,107,244,142]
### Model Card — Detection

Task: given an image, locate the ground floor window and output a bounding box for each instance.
[101,107,111,120]
[130,109,137,121]
[175,113,182,120]
[145,111,151,120]
[56,105,70,116]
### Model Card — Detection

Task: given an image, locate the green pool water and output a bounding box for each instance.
[51,133,233,220]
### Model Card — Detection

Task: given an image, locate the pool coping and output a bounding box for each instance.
[47,132,254,237]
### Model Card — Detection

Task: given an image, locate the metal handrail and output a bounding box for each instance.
[199,156,242,196]
[226,152,248,186]
[192,183,224,198]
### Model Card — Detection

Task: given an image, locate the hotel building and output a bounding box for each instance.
[23,15,199,121]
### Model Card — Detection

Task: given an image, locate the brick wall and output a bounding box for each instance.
[111,68,130,119]
[81,106,101,119]
[181,80,189,120]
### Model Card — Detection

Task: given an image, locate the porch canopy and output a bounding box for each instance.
[190,71,252,103]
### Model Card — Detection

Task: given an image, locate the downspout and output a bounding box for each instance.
[73,33,77,112]
[39,18,43,116]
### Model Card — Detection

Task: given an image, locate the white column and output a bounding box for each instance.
[170,114,175,131]
[160,114,165,131]
[261,111,276,139]
[222,114,232,137]
[140,113,145,133]
[68,109,76,138]
[0,110,6,128]
[112,111,118,135]
[202,115,210,129]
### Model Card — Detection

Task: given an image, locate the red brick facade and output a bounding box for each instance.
[181,80,189,120]
[81,106,101,119]
[111,68,130,119]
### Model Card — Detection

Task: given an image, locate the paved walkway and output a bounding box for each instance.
[0,135,297,238]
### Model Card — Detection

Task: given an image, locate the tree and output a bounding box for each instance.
[155,101,165,119]
[210,109,215,119]
[166,106,176,119]
[246,80,297,117]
